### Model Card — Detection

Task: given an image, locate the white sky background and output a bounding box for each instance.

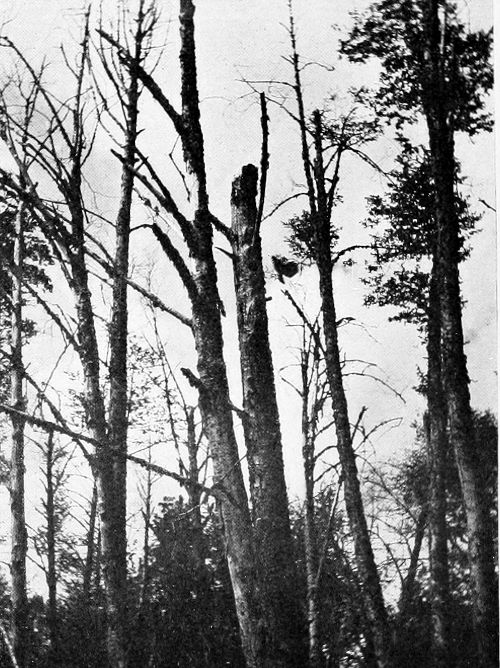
[0,0,496,593]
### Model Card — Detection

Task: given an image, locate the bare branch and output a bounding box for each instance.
[151,223,198,301]
[97,28,184,136]
[256,92,269,232]
[261,191,308,222]
[283,288,325,358]
[84,244,193,329]
[343,371,406,404]
[0,403,226,501]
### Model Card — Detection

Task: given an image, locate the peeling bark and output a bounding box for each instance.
[83,481,98,604]
[231,164,305,666]
[151,4,270,664]
[185,407,205,570]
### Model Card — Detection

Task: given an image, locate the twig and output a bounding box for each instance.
[283,288,326,358]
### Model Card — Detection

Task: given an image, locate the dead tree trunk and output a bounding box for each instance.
[399,506,428,617]
[311,111,392,668]
[106,8,146,658]
[230,164,305,666]
[422,3,498,664]
[300,347,321,668]
[44,430,59,665]
[103,1,296,661]
[185,406,205,570]
[140,448,153,609]
[83,481,98,604]
[188,239,263,666]
[286,9,392,659]
[9,198,29,668]
[139,2,266,663]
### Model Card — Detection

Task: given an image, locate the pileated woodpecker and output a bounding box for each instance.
[272,255,299,283]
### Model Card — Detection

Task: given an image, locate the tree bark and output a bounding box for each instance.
[185,406,205,570]
[73,251,128,668]
[311,111,392,668]
[105,7,143,662]
[301,350,321,668]
[83,481,98,604]
[44,430,59,665]
[9,198,29,668]
[62,19,130,666]
[231,164,305,666]
[190,262,263,666]
[152,4,270,664]
[422,3,498,665]
[140,448,153,609]
[426,254,450,668]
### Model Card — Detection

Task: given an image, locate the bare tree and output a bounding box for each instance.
[298,323,331,668]
[0,4,157,665]
[282,6,393,663]
[230,161,305,665]
[99,0,299,662]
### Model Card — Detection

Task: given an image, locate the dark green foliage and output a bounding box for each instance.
[284,104,379,263]
[37,591,108,668]
[128,496,244,667]
[285,210,323,262]
[362,142,478,328]
[389,411,498,666]
[290,489,374,666]
[341,0,493,135]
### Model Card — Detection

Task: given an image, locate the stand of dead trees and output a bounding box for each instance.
[0,1,496,668]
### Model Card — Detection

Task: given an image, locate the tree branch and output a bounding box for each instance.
[151,223,198,302]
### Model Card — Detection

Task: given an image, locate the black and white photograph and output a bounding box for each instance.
[0,1,496,666]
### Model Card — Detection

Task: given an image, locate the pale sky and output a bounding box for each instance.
[0,0,496,592]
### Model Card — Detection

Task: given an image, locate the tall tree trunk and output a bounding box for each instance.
[311,111,392,668]
[9,198,29,668]
[185,406,205,570]
[156,4,269,664]
[230,165,305,666]
[83,481,98,604]
[190,265,263,666]
[426,255,450,668]
[63,18,129,666]
[140,454,152,610]
[105,14,142,664]
[300,351,321,668]
[73,256,127,668]
[422,3,498,664]
[44,430,59,665]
